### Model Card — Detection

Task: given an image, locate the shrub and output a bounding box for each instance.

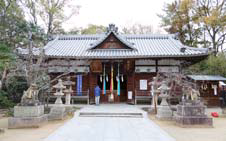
[0,90,15,108]
[5,76,28,103]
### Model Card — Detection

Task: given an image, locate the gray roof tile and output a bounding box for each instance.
[187,75,226,81]
[17,33,208,59]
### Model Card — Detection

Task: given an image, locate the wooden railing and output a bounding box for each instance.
[135,90,152,105]
[71,91,89,96]
[47,90,90,104]
[135,90,151,96]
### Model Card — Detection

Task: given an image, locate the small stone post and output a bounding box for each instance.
[63,77,74,105]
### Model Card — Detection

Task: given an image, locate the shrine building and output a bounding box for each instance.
[18,24,209,104]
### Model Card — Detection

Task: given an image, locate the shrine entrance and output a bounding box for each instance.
[96,62,127,103]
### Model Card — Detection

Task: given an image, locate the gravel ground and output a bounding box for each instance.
[0,117,70,141]
[149,108,226,141]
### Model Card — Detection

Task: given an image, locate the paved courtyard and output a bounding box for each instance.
[44,104,175,141]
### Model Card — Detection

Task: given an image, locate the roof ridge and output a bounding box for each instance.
[54,33,176,39]
[124,34,175,40]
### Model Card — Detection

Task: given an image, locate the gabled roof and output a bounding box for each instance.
[17,24,209,59]
[88,24,136,50]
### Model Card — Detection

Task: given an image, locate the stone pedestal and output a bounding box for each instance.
[8,105,48,129]
[222,108,226,114]
[48,106,67,120]
[156,105,173,120]
[156,95,173,120]
[65,93,71,105]
[14,105,44,117]
[175,100,213,127]
[55,95,63,104]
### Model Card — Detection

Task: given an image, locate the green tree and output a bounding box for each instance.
[0,0,26,90]
[20,0,38,26]
[0,0,46,87]
[37,0,80,37]
[80,24,106,34]
[67,27,81,34]
[186,53,226,77]
[159,0,226,50]
[158,0,202,47]
[0,43,15,89]
[206,53,226,77]
[0,0,26,47]
[196,0,226,53]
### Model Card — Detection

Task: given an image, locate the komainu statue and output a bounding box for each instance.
[191,88,200,101]
[182,86,200,102]
[20,83,40,106]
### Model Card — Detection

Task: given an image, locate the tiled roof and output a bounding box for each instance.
[88,31,136,50]
[187,75,226,81]
[17,32,208,59]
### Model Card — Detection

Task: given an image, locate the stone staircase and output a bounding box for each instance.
[79,112,143,118]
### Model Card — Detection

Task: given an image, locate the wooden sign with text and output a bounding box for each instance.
[90,60,102,73]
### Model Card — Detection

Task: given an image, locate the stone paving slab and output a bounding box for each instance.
[44,104,175,141]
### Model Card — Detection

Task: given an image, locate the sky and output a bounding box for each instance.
[63,0,174,33]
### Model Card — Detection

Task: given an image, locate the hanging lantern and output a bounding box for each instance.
[121,75,124,82]
[106,75,108,82]
[100,75,102,82]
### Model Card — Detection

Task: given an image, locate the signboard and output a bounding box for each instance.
[90,60,102,73]
[128,91,132,99]
[158,66,179,73]
[70,60,90,66]
[135,66,156,73]
[158,59,180,65]
[140,80,147,90]
[48,66,89,73]
[135,59,156,65]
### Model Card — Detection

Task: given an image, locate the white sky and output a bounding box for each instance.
[63,0,174,33]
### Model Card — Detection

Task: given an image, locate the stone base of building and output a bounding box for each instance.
[156,105,173,120]
[8,114,48,129]
[48,106,67,120]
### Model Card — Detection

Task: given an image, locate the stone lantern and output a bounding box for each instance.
[48,79,67,120]
[53,79,66,105]
[158,81,170,106]
[63,77,74,105]
[156,81,172,120]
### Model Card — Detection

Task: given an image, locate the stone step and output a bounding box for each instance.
[79,112,143,118]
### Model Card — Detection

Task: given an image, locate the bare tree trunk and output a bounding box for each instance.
[0,66,8,90]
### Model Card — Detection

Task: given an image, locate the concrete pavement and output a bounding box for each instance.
[44,104,175,141]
